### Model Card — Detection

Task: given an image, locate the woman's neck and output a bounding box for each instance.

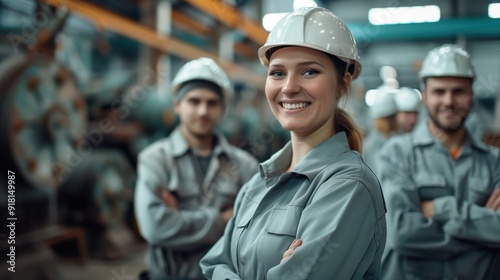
[287,124,335,172]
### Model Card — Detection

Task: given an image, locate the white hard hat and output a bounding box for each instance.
[394,87,421,112]
[370,89,398,119]
[258,7,362,79]
[419,44,475,80]
[382,77,399,90]
[172,57,232,107]
[380,66,397,80]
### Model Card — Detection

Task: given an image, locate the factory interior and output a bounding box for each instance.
[0,0,499,279]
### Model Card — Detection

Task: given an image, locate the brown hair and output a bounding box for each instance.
[330,54,363,153]
[374,116,396,137]
[336,109,363,153]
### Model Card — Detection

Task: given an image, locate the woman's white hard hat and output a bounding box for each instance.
[258,7,362,79]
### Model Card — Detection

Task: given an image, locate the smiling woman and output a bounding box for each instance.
[200,7,387,280]
[264,47,344,149]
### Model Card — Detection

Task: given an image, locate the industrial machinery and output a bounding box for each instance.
[0,4,141,265]
[0,52,88,280]
[0,54,87,191]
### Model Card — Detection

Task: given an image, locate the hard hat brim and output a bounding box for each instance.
[258,43,362,79]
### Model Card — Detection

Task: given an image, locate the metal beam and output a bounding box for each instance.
[184,0,268,46]
[41,0,265,90]
[235,41,258,60]
[172,9,212,36]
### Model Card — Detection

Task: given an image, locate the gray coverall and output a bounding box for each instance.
[379,122,500,280]
[201,132,387,279]
[363,130,391,175]
[134,127,258,278]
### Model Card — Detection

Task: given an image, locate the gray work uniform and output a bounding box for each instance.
[363,130,390,175]
[134,127,258,279]
[378,122,500,280]
[200,132,387,280]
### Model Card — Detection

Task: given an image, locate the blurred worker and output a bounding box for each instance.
[134,57,259,280]
[379,44,500,280]
[394,87,421,133]
[201,7,386,279]
[363,89,398,174]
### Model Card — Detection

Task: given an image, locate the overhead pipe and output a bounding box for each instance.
[349,17,500,43]
[184,0,268,45]
[41,0,266,90]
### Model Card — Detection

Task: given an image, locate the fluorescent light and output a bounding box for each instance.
[293,0,318,10]
[262,13,287,32]
[262,0,318,32]
[369,5,440,25]
[489,3,500,18]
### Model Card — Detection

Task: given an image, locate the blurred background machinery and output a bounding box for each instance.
[0,0,499,279]
[0,5,141,279]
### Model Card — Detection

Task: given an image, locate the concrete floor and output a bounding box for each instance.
[58,244,147,280]
[0,242,148,280]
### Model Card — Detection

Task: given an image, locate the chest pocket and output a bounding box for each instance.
[265,207,302,236]
[256,206,302,267]
[468,177,492,206]
[236,208,253,229]
[234,196,258,231]
[164,151,199,199]
[416,173,452,201]
[171,164,201,207]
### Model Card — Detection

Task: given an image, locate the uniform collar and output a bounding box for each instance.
[463,130,491,154]
[169,126,231,158]
[412,122,435,146]
[259,132,351,183]
[412,122,491,153]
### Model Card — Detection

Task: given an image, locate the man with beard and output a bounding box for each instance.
[134,57,258,280]
[378,44,500,280]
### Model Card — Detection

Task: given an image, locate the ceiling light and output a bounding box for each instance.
[368,5,440,25]
[489,3,500,18]
[262,0,318,32]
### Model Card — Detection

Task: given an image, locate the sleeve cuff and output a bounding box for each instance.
[432,196,456,223]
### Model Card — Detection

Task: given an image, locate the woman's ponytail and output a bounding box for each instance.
[336,108,363,153]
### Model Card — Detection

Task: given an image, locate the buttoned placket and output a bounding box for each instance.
[235,172,292,274]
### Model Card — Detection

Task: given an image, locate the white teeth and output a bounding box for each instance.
[282,102,310,110]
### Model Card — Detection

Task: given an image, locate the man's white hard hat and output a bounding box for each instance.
[419,44,475,80]
[172,57,232,107]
